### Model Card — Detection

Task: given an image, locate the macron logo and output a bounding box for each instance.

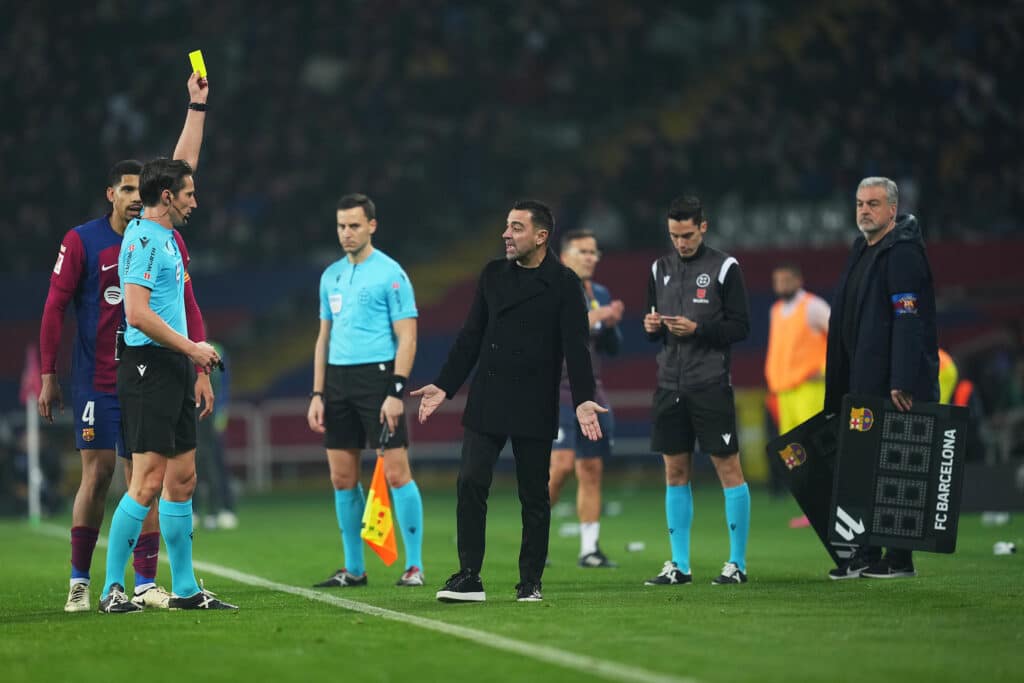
[722,433,732,445]
[395,382,403,393]
[137,365,147,377]
[663,275,671,285]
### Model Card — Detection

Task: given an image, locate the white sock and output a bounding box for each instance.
[134,581,155,594]
[70,577,89,587]
[580,522,600,556]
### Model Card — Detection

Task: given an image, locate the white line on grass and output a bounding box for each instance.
[37,523,697,683]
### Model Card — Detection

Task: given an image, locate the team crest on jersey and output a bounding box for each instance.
[82,427,95,443]
[778,443,807,470]
[849,407,874,432]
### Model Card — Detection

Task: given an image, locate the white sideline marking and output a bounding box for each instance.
[37,523,697,683]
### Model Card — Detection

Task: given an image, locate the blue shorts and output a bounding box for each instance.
[552,403,614,459]
[72,389,126,457]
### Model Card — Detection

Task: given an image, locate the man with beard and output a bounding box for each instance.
[413,200,606,603]
[824,177,939,580]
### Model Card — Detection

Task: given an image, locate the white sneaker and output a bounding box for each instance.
[216,510,239,530]
[396,566,425,586]
[132,584,172,608]
[64,581,90,612]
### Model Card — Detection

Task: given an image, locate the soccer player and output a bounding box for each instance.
[548,230,623,568]
[39,73,214,612]
[307,193,425,588]
[642,196,752,586]
[98,156,235,612]
[765,263,829,529]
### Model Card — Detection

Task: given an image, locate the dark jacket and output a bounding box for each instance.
[435,248,596,440]
[824,214,939,413]
[646,244,751,390]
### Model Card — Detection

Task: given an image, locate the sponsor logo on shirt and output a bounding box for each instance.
[696,273,711,287]
[103,286,122,305]
[53,245,66,275]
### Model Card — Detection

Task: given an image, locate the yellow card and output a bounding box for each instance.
[189,50,207,78]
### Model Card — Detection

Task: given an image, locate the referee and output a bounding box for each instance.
[307,193,425,588]
[98,157,236,612]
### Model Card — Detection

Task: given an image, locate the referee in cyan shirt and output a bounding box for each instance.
[99,157,235,612]
[307,193,425,588]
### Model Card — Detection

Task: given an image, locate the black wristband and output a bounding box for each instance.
[309,390,324,399]
[188,102,208,112]
[387,375,408,399]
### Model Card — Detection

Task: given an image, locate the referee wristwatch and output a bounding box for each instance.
[309,390,324,399]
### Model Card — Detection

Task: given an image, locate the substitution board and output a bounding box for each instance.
[829,395,970,553]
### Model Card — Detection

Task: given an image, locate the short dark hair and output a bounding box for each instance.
[667,196,705,225]
[773,262,803,278]
[337,193,376,221]
[561,228,596,253]
[511,199,555,235]
[108,159,142,188]
[139,158,194,207]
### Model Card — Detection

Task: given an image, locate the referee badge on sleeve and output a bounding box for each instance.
[329,293,343,314]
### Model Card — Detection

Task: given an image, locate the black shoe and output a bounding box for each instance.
[578,546,618,568]
[436,569,486,603]
[644,561,692,586]
[862,558,917,579]
[828,555,871,580]
[515,582,543,602]
[98,583,143,614]
[168,585,238,610]
[827,548,878,580]
[711,562,748,585]
[314,569,368,588]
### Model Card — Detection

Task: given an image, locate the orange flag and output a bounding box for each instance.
[361,455,398,566]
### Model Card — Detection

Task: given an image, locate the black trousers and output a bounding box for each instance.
[457,428,552,584]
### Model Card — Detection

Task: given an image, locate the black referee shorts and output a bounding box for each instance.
[650,384,739,457]
[324,362,409,450]
[117,345,197,456]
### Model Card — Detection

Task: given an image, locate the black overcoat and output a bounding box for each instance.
[435,249,596,440]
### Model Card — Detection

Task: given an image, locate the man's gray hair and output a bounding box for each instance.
[858,177,899,206]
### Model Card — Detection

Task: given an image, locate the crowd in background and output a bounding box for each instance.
[4,0,1020,272]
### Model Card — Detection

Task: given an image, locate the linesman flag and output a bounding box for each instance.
[361,455,398,566]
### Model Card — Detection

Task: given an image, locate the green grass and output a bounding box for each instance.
[1,480,1021,683]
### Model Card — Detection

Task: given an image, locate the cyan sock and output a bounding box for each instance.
[724,483,751,572]
[101,495,148,599]
[390,480,424,570]
[334,485,366,576]
[665,484,693,574]
[159,498,201,598]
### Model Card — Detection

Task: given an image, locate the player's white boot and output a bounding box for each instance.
[64,580,90,612]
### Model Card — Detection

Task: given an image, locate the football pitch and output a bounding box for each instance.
[1,480,1020,683]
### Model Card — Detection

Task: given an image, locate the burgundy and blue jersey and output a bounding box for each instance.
[40,215,204,394]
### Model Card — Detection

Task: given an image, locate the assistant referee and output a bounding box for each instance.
[307,193,425,589]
